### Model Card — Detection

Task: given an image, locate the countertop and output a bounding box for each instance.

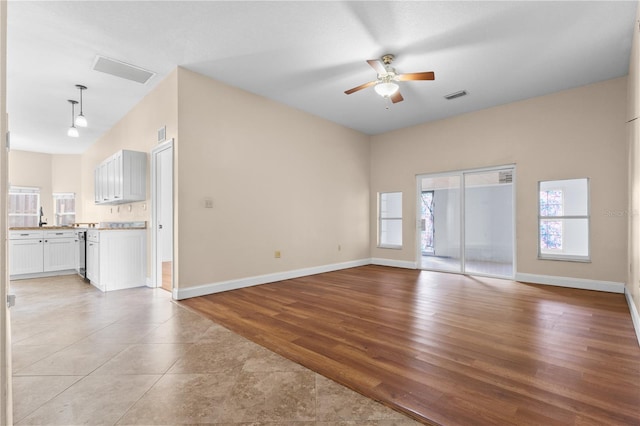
[10,226,147,231]
[9,226,76,231]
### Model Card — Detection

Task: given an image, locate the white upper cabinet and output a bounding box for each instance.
[94,150,147,205]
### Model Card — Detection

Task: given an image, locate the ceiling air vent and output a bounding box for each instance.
[499,170,513,184]
[444,90,467,100]
[92,55,155,84]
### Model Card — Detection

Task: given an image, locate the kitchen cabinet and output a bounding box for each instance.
[43,230,77,272]
[9,231,44,275]
[86,230,100,287]
[86,229,146,292]
[94,149,147,205]
[9,230,77,278]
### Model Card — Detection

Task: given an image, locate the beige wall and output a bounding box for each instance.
[8,152,82,226]
[6,66,632,297]
[371,77,628,284]
[175,68,370,289]
[80,69,178,225]
[9,151,53,224]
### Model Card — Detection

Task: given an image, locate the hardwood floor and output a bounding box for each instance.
[181,265,640,425]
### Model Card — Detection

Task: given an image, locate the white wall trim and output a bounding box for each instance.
[371,258,417,269]
[174,258,371,300]
[515,272,624,294]
[625,288,640,347]
[9,269,76,281]
[146,277,154,288]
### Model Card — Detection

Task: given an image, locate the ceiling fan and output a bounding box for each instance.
[344,54,435,104]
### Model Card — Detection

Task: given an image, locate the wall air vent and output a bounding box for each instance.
[499,170,513,184]
[444,90,467,100]
[92,55,155,84]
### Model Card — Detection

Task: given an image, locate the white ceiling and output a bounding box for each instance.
[7,1,638,154]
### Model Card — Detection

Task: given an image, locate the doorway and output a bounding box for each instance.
[417,166,515,278]
[151,140,174,293]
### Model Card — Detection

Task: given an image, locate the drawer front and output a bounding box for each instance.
[9,231,44,240]
[44,230,76,239]
[87,229,100,242]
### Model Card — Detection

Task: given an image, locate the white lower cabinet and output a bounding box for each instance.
[9,234,44,275]
[44,231,77,272]
[87,229,146,292]
[86,232,100,287]
[9,230,77,278]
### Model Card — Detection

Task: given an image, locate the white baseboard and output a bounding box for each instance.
[515,273,625,294]
[370,258,417,269]
[174,258,371,300]
[625,288,640,347]
[10,269,77,281]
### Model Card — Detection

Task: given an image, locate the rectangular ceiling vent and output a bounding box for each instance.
[444,90,467,100]
[92,55,155,84]
[499,170,513,184]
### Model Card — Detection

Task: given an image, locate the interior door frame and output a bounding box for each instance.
[150,138,174,297]
[415,164,517,279]
[1,0,11,422]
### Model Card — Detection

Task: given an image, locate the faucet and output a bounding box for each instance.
[39,206,47,227]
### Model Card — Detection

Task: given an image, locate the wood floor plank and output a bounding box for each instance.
[180,265,640,425]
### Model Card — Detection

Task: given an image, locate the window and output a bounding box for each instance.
[379,192,402,248]
[8,186,40,227]
[53,193,76,226]
[538,178,589,261]
[539,189,563,250]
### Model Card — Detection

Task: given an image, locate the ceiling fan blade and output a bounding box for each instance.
[367,59,387,75]
[344,80,377,95]
[391,91,404,103]
[397,71,435,81]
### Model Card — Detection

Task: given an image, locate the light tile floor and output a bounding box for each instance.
[10,274,421,425]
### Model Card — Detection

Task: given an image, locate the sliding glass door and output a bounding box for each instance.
[419,174,462,273]
[418,166,515,279]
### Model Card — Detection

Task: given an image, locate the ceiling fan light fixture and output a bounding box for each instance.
[374,82,399,98]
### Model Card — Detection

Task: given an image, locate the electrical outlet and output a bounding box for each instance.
[204,198,214,209]
[274,250,281,258]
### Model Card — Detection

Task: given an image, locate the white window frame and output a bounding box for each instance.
[378,191,403,249]
[538,178,590,262]
[53,192,76,226]
[8,186,40,227]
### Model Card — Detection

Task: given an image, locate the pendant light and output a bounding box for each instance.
[74,85,87,127]
[67,100,79,138]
